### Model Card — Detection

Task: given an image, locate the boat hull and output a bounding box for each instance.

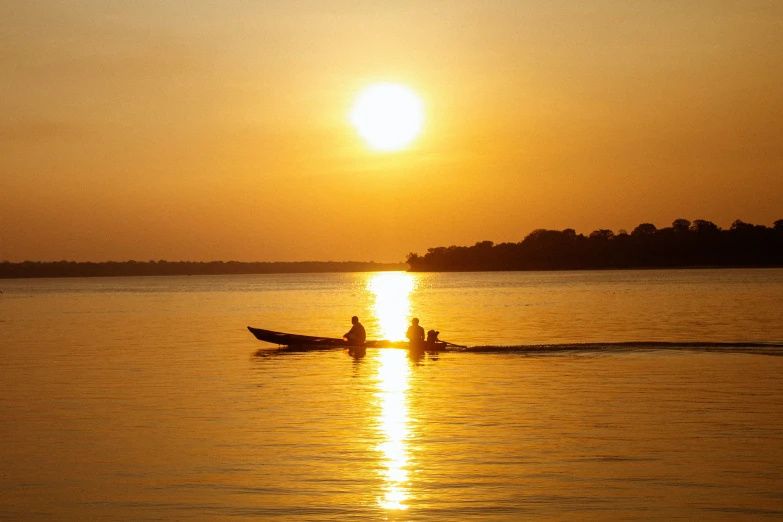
[247,326,448,350]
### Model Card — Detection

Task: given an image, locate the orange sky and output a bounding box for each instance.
[2,1,782,262]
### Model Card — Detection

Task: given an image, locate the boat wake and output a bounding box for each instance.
[253,341,783,357]
[464,341,783,356]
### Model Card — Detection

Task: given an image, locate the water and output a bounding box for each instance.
[1,269,782,519]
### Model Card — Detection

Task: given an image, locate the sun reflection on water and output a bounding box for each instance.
[368,272,415,341]
[376,349,411,510]
[368,272,415,511]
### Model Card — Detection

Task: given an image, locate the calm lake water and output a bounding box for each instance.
[2,269,783,520]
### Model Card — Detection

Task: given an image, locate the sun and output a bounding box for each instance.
[350,84,424,152]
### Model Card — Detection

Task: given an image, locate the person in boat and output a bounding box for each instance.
[426,329,440,343]
[343,316,366,345]
[406,318,425,345]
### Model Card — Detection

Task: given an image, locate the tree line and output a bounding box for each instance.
[407,219,783,272]
[0,260,406,279]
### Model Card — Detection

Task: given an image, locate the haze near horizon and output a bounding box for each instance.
[2,1,782,262]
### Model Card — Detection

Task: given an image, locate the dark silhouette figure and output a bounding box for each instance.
[426,329,440,343]
[406,318,425,344]
[343,316,366,345]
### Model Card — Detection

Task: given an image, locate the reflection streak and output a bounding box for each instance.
[368,272,415,341]
[376,350,411,510]
[368,272,415,510]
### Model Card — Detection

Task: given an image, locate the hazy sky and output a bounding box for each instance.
[2,1,782,262]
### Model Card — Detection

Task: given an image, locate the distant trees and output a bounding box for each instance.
[589,229,615,241]
[731,219,753,231]
[690,219,720,234]
[0,260,406,279]
[672,219,691,233]
[407,218,783,272]
[631,223,657,237]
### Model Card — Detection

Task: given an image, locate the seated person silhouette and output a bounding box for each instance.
[406,318,425,345]
[426,330,440,344]
[343,316,366,345]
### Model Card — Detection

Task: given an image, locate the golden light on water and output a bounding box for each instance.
[368,272,415,341]
[368,272,416,510]
[375,349,412,511]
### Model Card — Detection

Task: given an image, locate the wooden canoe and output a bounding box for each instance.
[247,326,449,350]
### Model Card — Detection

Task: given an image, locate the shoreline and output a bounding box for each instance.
[0,261,407,280]
[2,264,782,280]
[407,264,783,273]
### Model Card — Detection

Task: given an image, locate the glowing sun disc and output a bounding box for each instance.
[350,84,424,152]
